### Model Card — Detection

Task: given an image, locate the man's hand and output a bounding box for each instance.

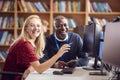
[67,60,77,68]
[53,61,67,69]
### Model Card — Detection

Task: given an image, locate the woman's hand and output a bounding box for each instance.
[22,66,34,80]
[57,44,70,57]
[21,69,30,80]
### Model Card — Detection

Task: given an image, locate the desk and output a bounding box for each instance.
[26,67,110,80]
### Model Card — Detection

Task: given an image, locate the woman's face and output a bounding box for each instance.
[26,18,42,39]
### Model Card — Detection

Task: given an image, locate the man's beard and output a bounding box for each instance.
[55,28,68,41]
[57,33,66,40]
[55,32,68,42]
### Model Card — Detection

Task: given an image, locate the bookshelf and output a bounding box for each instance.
[0,0,120,69]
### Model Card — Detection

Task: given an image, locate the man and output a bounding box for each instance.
[40,15,89,68]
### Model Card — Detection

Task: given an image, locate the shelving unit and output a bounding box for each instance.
[0,0,120,70]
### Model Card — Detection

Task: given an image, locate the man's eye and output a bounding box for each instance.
[56,25,61,28]
[59,24,66,27]
[64,24,67,26]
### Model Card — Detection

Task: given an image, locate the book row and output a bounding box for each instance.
[18,17,77,29]
[0,16,77,29]
[88,1,112,12]
[0,0,14,11]
[0,17,14,29]
[18,1,49,12]
[0,0,82,12]
[88,16,108,31]
[53,0,81,12]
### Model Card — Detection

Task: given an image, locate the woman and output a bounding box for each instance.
[2,15,70,80]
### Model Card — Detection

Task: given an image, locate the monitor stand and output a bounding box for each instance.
[82,65,101,70]
[89,61,107,76]
[83,58,107,76]
[116,71,120,80]
[82,57,101,70]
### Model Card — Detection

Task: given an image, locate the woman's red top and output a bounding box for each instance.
[2,39,38,80]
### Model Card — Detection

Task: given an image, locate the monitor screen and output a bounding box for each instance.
[102,22,120,68]
[83,23,100,57]
[82,22,101,69]
[82,23,94,54]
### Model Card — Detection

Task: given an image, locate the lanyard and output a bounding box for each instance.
[54,34,68,60]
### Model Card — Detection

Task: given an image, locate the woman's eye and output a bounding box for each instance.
[37,25,41,27]
[31,24,34,27]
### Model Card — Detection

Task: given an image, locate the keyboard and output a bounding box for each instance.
[61,67,75,74]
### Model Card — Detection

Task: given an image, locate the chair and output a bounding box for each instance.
[0,71,23,80]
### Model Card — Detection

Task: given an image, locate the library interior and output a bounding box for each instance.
[0,0,120,80]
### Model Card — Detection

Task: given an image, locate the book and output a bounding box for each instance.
[41,2,49,11]
[0,17,3,28]
[5,17,10,28]
[2,1,11,11]
[68,0,72,12]
[8,0,14,11]
[18,17,24,28]
[91,2,99,12]
[17,1,24,12]
[97,2,105,12]
[1,51,7,59]
[30,2,38,12]
[104,2,112,12]
[9,17,14,28]
[20,0,28,12]
[0,53,5,61]
[77,0,81,12]
[0,17,4,28]
[68,18,77,28]
[34,2,41,12]
[34,2,46,12]
[72,1,77,12]
[1,17,8,28]
[0,0,4,10]
[37,2,46,12]
[4,33,13,45]
[53,0,58,12]
[0,31,8,44]
[0,51,7,61]
[0,31,3,41]
[26,1,35,12]
[58,1,66,12]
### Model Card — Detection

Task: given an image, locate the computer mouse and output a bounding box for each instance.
[53,71,64,75]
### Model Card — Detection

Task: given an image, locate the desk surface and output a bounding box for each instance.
[26,67,110,80]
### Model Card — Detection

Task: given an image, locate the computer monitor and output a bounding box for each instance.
[82,22,108,76]
[82,22,101,69]
[102,22,120,68]
[102,22,120,79]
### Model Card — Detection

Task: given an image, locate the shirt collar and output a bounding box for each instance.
[54,33,68,42]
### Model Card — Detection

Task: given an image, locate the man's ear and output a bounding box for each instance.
[53,21,57,30]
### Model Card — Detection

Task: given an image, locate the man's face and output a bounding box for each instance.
[55,18,68,40]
